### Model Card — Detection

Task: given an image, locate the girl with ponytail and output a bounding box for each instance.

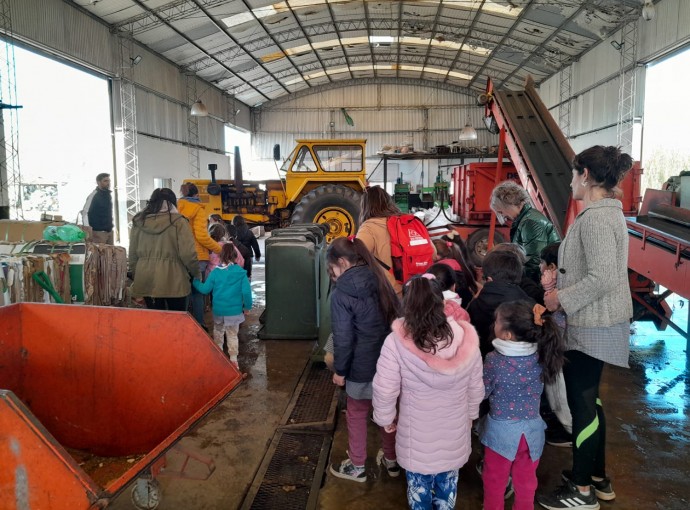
[327,236,401,483]
[481,300,566,510]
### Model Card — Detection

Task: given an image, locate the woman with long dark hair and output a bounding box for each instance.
[356,186,403,294]
[327,236,400,483]
[129,188,199,311]
[538,146,634,510]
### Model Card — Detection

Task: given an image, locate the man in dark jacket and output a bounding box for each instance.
[83,173,114,244]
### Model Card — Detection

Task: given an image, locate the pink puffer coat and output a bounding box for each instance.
[373,317,483,475]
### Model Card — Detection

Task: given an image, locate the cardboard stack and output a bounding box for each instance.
[0,241,127,307]
[0,220,92,243]
[0,251,71,306]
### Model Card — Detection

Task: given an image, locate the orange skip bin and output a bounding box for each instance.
[0,303,243,509]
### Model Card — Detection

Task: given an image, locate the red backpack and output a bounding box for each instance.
[386,214,435,284]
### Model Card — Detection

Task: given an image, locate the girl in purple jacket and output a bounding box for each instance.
[373,275,484,510]
[481,301,565,510]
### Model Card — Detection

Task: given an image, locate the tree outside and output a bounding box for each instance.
[641,147,690,191]
[642,48,690,193]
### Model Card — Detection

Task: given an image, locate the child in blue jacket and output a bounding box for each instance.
[193,244,252,370]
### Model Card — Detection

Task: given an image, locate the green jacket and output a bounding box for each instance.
[510,204,560,282]
[129,212,200,298]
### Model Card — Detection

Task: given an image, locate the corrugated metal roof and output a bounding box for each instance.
[75,0,644,106]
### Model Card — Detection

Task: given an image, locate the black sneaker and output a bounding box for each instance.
[376,449,400,477]
[545,428,573,448]
[561,470,616,501]
[538,480,600,510]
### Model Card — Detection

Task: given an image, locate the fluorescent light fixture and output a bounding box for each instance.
[227,0,520,33]
[370,36,395,44]
[222,5,277,28]
[284,63,471,86]
[264,35,491,63]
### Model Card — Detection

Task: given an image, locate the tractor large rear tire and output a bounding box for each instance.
[291,184,361,242]
[467,228,505,267]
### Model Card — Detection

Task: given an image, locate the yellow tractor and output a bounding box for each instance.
[184,139,367,242]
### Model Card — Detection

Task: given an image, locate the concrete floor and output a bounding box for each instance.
[109,252,690,510]
[109,259,315,510]
[319,298,690,510]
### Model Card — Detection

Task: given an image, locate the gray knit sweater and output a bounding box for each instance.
[557,199,632,327]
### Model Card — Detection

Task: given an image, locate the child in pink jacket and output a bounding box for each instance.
[425,263,470,322]
[206,223,244,277]
[373,275,484,509]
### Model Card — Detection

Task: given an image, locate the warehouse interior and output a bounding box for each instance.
[0,0,689,509]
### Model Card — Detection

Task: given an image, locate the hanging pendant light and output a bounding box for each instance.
[458,115,477,141]
[641,0,655,21]
[190,99,209,117]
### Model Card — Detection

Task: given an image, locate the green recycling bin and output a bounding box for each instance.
[258,229,321,340]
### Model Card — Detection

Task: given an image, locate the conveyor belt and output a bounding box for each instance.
[628,216,690,251]
[492,81,573,234]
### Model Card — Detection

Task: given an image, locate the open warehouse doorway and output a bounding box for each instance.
[12,44,113,223]
[642,45,690,193]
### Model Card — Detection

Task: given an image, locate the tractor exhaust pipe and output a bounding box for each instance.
[207,163,220,196]
[234,146,244,195]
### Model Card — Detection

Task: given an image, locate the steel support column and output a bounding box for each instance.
[617,19,638,154]
[0,0,21,219]
[187,73,200,178]
[117,34,141,242]
[558,61,572,139]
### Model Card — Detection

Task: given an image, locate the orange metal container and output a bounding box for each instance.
[452,162,519,225]
[0,303,243,509]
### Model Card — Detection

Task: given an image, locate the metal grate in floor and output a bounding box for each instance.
[241,430,331,510]
[281,361,338,430]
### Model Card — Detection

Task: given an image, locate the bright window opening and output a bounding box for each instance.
[13,45,113,222]
[642,47,690,192]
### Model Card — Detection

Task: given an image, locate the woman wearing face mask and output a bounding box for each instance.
[489,181,560,284]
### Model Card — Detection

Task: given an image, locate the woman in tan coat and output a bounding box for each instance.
[356,186,403,295]
[129,188,200,311]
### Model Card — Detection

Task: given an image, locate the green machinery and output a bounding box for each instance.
[394,174,411,213]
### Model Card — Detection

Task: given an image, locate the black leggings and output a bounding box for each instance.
[244,256,253,279]
[563,350,606,486]
[144,296,188,312]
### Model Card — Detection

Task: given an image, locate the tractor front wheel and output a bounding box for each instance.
[291,184,361,243]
